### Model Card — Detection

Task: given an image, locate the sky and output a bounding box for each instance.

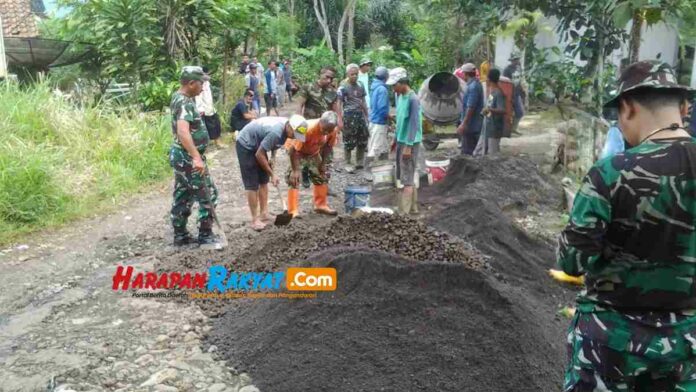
[43,0,70,17]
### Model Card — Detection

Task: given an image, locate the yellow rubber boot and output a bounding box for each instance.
[313,184,337,216]
[288,188,301,217]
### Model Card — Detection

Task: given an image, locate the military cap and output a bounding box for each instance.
[605,60,695,108]
[180,66,205,82]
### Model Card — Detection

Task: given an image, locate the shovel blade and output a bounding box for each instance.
[274,211,293,226]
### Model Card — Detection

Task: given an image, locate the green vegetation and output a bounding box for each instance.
[0,82,171,244]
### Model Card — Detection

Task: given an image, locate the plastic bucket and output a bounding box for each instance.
[425,158,450,184]
[344,186,371,213]
[371,163,395,188]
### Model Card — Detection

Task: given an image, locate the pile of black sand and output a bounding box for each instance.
[206,249,563,392]
[421,155,568,292]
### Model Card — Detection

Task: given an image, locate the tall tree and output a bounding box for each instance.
[313,0,335,51]
[337,0,357,64]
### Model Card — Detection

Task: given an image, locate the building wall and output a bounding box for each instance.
[495,16,680,71]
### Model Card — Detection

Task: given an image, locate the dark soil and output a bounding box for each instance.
[157,154,574,391]
[421,155,570,294]
[206,249,563,392]
[157,213,486,315]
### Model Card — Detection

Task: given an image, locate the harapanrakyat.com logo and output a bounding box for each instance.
[111,265,336,299]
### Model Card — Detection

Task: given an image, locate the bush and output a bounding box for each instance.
[0,81,171,243]
[138,77,180,112]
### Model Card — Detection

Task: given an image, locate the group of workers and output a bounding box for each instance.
[167,54,696,392]
[455,52,526,156]
[169,58,422,238]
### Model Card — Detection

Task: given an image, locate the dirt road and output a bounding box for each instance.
[0,103,565,391]
[0,102,312,392]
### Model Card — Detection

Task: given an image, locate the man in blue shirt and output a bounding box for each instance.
[456,63,484,155]
[366,66,390,164]
[264,61,280,116]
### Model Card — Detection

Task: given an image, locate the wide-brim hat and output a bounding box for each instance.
[359,58,373,67]
[604,60,696,108]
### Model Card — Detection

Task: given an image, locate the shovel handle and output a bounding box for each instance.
[275,184,287,211]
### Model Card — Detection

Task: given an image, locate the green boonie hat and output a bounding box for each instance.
[180,66,205,81]
[604,60,695,108]
[359,58,373,67]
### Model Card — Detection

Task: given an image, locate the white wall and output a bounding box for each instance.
[494,16,680,71]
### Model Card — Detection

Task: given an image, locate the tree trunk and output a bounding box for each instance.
[486,36,491,64]
[313,0,334,51]
[346,0,356,62]
[222,46,229,107]
[593,32,607,162]
[337,0,356,65]
[289,0,295,17]
[628,11,643,63]
[243,32,249,55]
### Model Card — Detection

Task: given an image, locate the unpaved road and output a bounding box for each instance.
[0,103,312,392]
[0,103,562,392]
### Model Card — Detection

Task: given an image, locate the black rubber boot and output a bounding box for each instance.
[198,228,220,250]
[355,148,365,170]
[173,228,196,246]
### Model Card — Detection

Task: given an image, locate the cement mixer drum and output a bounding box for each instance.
[418,72,465,126]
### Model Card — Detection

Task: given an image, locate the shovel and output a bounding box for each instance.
[274,184,293,226]
[201,169,228,250]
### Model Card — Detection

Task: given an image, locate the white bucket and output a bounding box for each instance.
[425,158,451,185]
[371,163,395,188]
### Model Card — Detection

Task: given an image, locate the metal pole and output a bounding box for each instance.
[0,16,7,78]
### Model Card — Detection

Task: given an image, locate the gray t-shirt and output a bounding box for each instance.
[485,89,506,139]
[237,117,288,152]
[338,81,367,113]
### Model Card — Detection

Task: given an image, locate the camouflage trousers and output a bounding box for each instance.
[565,304,696,391]
[286,154,328,189]
[169,147,218,231]
[342,111,369,151]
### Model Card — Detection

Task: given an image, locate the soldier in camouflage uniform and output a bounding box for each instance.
[338,63,369,173]
[296,66,341,188]
[557,61,696,391]
[169,66,219,248]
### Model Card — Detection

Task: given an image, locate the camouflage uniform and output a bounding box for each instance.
[298,82,339,176]
[285,154,328,188]
[557,61,696,391]
[169,69,218,235]
[298,82,338,120]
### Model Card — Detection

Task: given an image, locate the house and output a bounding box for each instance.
[0,0,45,38]
[495,16,694,87]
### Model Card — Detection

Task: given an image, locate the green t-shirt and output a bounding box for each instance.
[395,90,422,146]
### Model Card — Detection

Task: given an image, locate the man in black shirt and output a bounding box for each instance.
[230,89,257,133]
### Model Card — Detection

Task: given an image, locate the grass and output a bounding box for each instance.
[0,82,171,245]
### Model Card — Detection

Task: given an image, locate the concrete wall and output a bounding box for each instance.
[495,16,681,71]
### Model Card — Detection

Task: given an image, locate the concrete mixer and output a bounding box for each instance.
[418,71,514,151]
[418,72,465,151]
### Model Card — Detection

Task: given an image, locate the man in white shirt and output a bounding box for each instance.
[196,67,223,147]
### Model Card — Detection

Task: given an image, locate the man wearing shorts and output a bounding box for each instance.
[236,115,308,230]
[386,67,422,214]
